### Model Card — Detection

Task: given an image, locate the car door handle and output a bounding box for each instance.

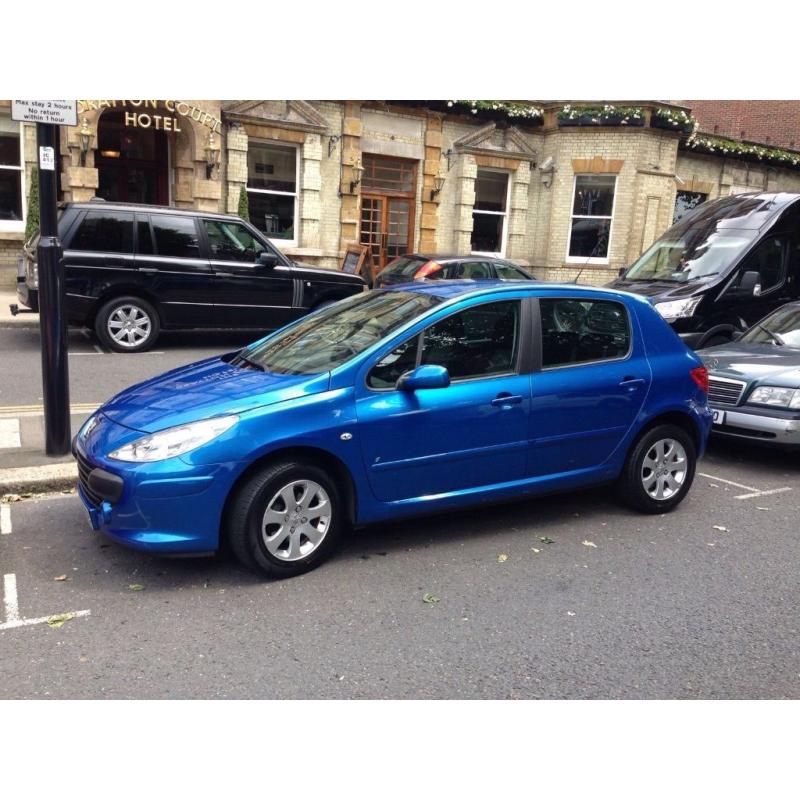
[619,377,646,389]
[491,393,523,407]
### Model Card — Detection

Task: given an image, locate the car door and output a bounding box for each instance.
[528,295,651,476]
[145,213,215,327]
[355,297,531,502]
[203,218,296,329]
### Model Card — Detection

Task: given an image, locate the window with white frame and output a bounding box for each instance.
[567,175,616,262]
[0,116,24,230]
[246,142,299,245]
[471,170,509,255]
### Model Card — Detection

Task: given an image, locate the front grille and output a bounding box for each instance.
[708,376,746,406]
[75,449,102,507]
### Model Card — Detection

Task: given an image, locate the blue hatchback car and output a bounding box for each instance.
[74,281,712,578]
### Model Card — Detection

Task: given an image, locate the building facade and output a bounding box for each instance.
[3,99,800,288]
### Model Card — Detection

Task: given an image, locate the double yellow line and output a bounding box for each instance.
[0,402,99,418]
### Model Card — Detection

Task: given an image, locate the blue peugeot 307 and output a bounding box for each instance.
[74,281,712,578]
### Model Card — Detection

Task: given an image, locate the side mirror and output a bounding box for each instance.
[396,364,450,391]
[618,266,627,278]
[737,270,761,297]
[256,251,279,269]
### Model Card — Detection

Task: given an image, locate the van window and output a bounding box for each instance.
[151,215,201,259]
[70,211,134,254]
[737,237,785,292]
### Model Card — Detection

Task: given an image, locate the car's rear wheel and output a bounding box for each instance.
[226,460,343,578]
[617,424,696,514]
[95,296,160,353]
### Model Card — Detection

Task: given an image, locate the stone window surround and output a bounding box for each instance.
[246,138,301,249]
[0,115,25,233]
[470,167,512,257]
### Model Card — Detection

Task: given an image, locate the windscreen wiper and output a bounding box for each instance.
[757,323,786,346]
[231,350,265,370]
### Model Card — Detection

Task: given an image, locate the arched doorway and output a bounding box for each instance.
[95,109,170,204]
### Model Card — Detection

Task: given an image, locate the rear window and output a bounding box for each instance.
[69,211,134,254]
[382,256,426,277]
[151,215,201,259]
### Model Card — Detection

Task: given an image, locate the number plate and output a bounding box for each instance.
[711,408,726,425]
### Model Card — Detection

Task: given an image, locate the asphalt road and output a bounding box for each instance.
[1,438,798,699]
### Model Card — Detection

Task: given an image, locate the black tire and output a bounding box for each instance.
[95,295,160,353]
[617,424,697,514]
[226,460,344,579]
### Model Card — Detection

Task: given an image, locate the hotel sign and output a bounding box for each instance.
[77,100,222,134]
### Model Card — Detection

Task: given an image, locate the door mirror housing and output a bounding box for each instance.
[618,266,627,278]
[396,364,450,391]
[737,270,762,297]
[256,251,279,269]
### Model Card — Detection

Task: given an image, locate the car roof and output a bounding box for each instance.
[62,200,241,223]
[681,192,800,231]
[400,253,511,264]
[381,279,639,302]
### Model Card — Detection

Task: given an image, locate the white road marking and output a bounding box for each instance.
[0,572,91,631]
[68,350,165,356]
[0,504,10,535]
[93,344,104,354]
[0,418,21,449]
[699,471,792,500]
[3,573,19,622]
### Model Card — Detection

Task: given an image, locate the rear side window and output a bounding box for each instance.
[152,215,201,258]
[70,211,134,254]
[495,262,530,280]
[540,298,630,368]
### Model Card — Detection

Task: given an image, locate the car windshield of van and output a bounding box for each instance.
[625,221,757,283]
[741,305,800,348]
[235,291,442,375]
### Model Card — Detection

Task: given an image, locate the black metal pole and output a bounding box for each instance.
[35,122,71,456]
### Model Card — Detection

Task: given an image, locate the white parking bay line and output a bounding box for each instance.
[0,418,21,449]
[698,471,758,492]
[734,487,793,500]
[698,471,792,500]
[0,572,91,632]
[0,504,10,535]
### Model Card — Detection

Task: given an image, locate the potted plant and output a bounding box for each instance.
[651,108,697,135]
[557,105,645,127]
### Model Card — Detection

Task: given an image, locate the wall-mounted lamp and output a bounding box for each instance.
[538,156,556,189]
[442,148,455,171]
[349,156,364,194]
[327,134,341,157]
[205,131,220,179]
[430,170,446,201]
[78,118,93,167]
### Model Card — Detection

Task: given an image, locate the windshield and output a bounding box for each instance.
[625,222,757,283]
[239,290,442,375]
[742,305,800,348]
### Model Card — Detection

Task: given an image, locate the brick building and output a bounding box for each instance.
[689,100,800,150]
[3,99,800,289]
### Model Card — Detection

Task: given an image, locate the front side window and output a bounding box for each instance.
[741,304,800,348]
[736,237,785,293]
[674,190,708,223]
[204,219,266,262]
[151,215,201,259]
[471,171,509,255]
[0,116,24,227]
[540,298,630,368]
[568,175,616,261]
[247,142,298,244]
[70,211,134,254]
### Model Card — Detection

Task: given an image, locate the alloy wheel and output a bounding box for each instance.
[107,304,152,348]
[261,479,332,561]
[641,438,688,500]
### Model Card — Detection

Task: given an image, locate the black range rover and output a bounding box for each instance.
[15,201,366,352]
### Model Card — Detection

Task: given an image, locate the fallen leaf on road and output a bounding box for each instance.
[497,553,508,563]
[539,536,554,545]
[709,483,719,488]
[1,494,21,503]
[707,543,716,547]
[53,575,67,582]
[45,613,75,629]
[567,611,576,616]
[530,547,541,553]
[422,593,440,604]
[128,584,145,592]
[712,525,728,532]
[582,540,597,548]
[756,507,769,511]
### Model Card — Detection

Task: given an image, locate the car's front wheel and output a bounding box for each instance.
[226,460,344,578]
[617,424,696,514]
[95,295,160,353]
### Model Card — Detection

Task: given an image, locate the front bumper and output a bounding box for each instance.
[710,406,800,447]
[73,432,240,554]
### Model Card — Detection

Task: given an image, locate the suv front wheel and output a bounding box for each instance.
[95,296,160,353]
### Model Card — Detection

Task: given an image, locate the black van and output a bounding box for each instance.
[14,201,365,352]
[608,192,800,348]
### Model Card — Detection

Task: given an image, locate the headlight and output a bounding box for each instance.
[654,296,702,322]
[108,416,238,462]
[747,386,800,409]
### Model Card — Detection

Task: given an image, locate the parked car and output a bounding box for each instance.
[373,253,534,288]
[608,192,800,348]
[700,301,800,448]
[73,280,711,578]
[14,201,365,352]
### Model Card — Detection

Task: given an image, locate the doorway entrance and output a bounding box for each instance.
[96,110,169,205]
[359,154,416,268]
